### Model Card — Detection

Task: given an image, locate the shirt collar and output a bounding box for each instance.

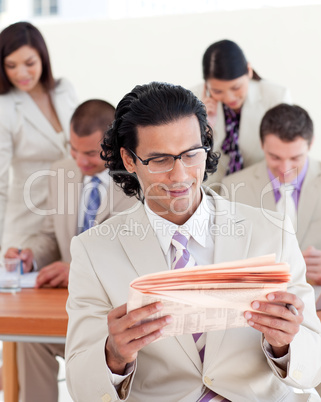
[83,169,110,187]
[144,187,211,256]
[267,158,309,192]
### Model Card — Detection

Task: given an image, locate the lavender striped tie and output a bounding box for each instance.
[171,230,230,402]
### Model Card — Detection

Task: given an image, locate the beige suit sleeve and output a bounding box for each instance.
[26,172,61,270]
[26,216,61,271]
[0,102,14,248]
[66,236,135,402]
[263,216,321,388]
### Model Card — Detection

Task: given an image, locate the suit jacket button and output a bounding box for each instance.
[292,370,302,380]
[204,376,213,386]
[101,394,112,402]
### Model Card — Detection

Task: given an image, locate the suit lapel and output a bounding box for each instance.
[95,173,113,222]
[215,103,226,148]
[50,83,72,139]
[71,170,112,235]
[204,190,253,368]
[212,194,252,264]
[117,204,168,278]
[66,160,83,238]
[117,203,205,372]
[297,159,321,244]
[254,161,277,212]
[239,82,264,164]
[12,87,66,154]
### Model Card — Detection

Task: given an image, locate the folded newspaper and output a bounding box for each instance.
[127,254,291,337]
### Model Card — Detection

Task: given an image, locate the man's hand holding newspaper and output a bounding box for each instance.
[127,254,299,338]
[105,254,304,373]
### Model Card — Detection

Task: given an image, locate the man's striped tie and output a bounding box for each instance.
[82,176,101,232]
[171,230,230,402]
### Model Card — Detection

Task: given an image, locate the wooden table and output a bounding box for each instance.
[0,288,68,402]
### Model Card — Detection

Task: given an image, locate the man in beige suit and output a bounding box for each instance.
[65,83,321,402]
[221,104,321,287]
[5,99,136,402]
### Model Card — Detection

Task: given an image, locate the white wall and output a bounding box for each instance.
[36,5,321,159]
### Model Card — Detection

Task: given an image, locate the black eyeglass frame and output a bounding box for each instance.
[127,146,211,173]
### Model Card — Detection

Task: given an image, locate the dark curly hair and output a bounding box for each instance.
[101,82,219,200]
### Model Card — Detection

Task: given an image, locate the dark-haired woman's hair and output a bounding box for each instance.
[0,21,55,94]
[101,82,220,201]
[202,39,261,81]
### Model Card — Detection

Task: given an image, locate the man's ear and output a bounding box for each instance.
[308,136,315,151]
[120,147,136,173]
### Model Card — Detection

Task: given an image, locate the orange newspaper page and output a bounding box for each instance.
[127,254,290,337]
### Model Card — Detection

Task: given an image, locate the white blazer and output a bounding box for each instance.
[0,78,78,251]
[193,80,291,187]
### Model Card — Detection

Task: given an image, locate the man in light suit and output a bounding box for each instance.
[5,99,136,402]
[221,104,321,287]
[65,83,321,402]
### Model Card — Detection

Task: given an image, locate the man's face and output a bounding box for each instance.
[70,128,106,176]
[262,134,311,183]
[121,115,205,225]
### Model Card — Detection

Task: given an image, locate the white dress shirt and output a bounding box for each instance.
[144,188,215,268]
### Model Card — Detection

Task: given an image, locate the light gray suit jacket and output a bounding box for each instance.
[221,158,321,252]
[65,188,321,402]
[0,78,78,252]
[193,80,291,188]
[26,157,138,269]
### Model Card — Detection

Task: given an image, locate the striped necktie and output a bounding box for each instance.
[276,184,297,230]
[221,104,243,175]
[82,176,101,232]
[171,230,230,402]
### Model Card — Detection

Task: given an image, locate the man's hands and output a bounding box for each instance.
[106,303,172,375]
[4,247,69,288]
[35,262,70,288]
[4,248,33,273]
[202,84,217,129]
[302,246,321,285]
[244,291,304,357]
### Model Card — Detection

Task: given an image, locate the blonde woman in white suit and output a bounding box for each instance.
[193,39,291,188]
[0,22,78,253]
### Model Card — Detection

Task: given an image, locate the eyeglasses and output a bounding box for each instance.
[128,146,210,174]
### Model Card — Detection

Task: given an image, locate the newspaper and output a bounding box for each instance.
[127,254,290,337]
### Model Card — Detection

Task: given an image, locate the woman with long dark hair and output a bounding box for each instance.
[0,22,78,252]
[195,39,291,185]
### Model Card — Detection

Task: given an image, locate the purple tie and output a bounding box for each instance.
[171,230,230,402]
[221,104,243,176]
[171,231,196,269]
